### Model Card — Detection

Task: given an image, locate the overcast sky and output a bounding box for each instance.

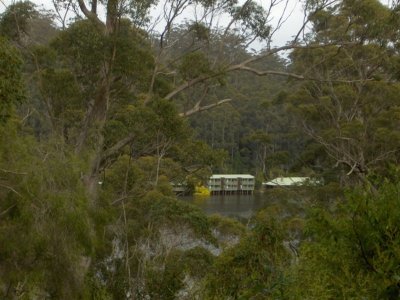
[0,0,309,47]
[0,0,392,47]
[1,0,393,48]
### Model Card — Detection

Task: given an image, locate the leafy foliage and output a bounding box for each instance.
[204,209,290,299]
[3,0,400,298]
[287,179,400,299]
[0,37,25,122]
[287,0,400,184]
[0,1,38,41]
[0,125,93,298]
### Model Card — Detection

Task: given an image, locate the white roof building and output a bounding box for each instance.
[210,174,254,179]
[263,177,320,187]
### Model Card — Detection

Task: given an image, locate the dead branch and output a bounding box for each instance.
[0,183,22,197]
[0,204,17,216]
[346,162,359,176]
[52,0,72,29]
[165,42,358,100]
[179,98,232,117]
[238,66,306,79]
[165,74,214,100]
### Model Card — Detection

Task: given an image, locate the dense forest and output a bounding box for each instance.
[1,0,400,298]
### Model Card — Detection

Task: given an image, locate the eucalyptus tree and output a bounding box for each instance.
[287,0,400,184]
[3,0,400,297]
[39,0,355,201]
[5,0,389,194]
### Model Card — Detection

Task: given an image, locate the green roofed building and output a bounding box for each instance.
[262,177,321,188]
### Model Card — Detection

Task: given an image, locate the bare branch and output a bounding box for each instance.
[52,0,72,29]
[160,0,191,48]
[0,183,22,197]
[346,162,359,176]
[0,204,17,216]
[238,66,306,79]
[165,42,357,101]
[238,65,373,83]
[238,41,354,67]
[165,75,213,100]
[179,98,232,117]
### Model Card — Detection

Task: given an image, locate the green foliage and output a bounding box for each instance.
[0,123,93,298]
[0,37,25,122]
[83,273,113,300]
[308,0,394,43]
[40,68,83,117]
[287,179,400,299]
[204,209,290,299]
[112,19,154,86]
[102,99,223,197]
[0,1,38,41]
[182,246,215,278]
[188,22,210,41]
[146,247,214,299]
[170,139,227,174]
[229,0,271,39]
[179,51,212,80]
[125,0,158,26]
[139,191,216,241]
[50,18,154,115]
[93,187,219,299]
[102,154,148,196]
[52,19,107,85]
[30,44,57,68]
[209,214,246,238]
[288,0,400,183]
[187,52,293,174]
[4,0,400,298]
[104,99,190,150]
[146,252,185,299]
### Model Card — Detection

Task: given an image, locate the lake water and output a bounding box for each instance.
[180,192,273,219]
[179,189,308,219]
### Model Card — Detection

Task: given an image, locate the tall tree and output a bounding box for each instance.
[41,0,354,200]
[287,0,400,184]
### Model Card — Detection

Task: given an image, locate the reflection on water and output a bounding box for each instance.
[180,192,272,218]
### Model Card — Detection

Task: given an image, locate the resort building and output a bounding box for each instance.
[208,174,255,195]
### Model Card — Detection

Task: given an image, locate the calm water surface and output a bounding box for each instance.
[180,192,273,218]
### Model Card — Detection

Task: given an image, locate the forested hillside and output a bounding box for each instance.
[1,0,400,298]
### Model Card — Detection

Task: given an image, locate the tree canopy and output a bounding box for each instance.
[1,0,400,298]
